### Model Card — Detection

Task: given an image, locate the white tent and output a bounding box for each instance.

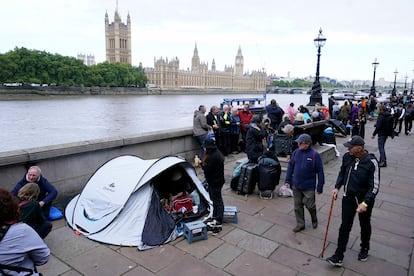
[65,155,212,250]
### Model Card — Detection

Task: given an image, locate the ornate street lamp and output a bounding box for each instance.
[403,74,408,95]
[308,28,327,106]
[391,69,398,97]
[370,58,379,97]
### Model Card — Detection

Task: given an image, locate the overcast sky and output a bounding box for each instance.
[1,0,414,82]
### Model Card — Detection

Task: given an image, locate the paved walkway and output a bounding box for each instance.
[39,120,414,276]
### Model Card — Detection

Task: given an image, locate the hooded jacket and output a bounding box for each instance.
[335,151,379,206]
[193,110,208,136]
[372,110,393,137]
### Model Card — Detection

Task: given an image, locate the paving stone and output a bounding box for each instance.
[67,245,136,276]
[118,244,185,273]
[44,225,99,261]
[342,269,364,276]
[380,201,414,218]
[60,270,83,276]
[352,239,410,269]
[225,251,296,276]
[51,218,67,229]
[157,254,230,276]
[37,255,71,276]
[269,245,343,276]
[122,265,156,276]
[223,195,266,215]
[256,206,296,226]
[235,212,273,235]
[175,235,224,259]
[222,228,278,257]
[370,228,414,254]
[338,248,408,276]
[371,216,413,237]
[262,224,325,257]
[204,243,244,269]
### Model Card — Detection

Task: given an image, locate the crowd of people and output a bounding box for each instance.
[192,92,413,267]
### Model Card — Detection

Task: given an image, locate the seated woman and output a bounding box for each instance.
[18,183,52,239]
[0,188,50,275]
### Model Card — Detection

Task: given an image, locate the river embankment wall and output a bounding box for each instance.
[0,86,265,96]
[0,128,200,199]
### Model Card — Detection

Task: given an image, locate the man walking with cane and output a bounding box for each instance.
[327,136,380,267]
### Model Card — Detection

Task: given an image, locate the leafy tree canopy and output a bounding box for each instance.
[0,47,147,87]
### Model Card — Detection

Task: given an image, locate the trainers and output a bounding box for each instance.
[211,227,222,236]
[206,219,221,227]
[378,161,387,167]
[358,248,368,262]
[326,254,343,267]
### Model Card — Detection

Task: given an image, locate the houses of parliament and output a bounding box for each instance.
[105,9,266,91]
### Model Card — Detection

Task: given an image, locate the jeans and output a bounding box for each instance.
[194,134,207,159]
[377,135,387,162]
[335,195,374,256]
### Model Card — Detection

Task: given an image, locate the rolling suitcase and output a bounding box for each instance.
[237,163,258,195]
[257,156,281,199]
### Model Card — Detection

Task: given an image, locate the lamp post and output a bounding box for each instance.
[370,58,379,97]
[403,74,408,96]
[391,69,398,97]
[308,28,326,106]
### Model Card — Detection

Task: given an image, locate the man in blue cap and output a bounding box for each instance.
[285,133,325,233]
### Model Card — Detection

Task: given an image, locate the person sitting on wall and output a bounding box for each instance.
[12,166,58,218]
[17,183,52,239]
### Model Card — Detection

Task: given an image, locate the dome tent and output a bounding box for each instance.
[65,155,212,250]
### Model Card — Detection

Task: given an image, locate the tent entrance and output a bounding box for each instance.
[150,164,209,222]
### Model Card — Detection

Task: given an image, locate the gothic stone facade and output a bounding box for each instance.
[105,10,131,65]
[145,45,266,91]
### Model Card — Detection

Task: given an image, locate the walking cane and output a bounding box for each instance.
[320,193,335,258]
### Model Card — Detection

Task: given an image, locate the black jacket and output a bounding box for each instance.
[246,123,267,162]
[335,152,379,206]
[202,149,225,187]
[373,111,393,137]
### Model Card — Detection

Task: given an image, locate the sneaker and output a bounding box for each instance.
[206,219,221,227]
[211,227,222,236]
[358,248,368,262]
[378,161,387,167]
[326,254,343,267]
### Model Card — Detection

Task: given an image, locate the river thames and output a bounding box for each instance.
[0,93,330,152]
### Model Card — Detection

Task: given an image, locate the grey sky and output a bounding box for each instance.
[1,0,413,82]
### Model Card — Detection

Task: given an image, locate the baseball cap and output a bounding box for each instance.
[343,136,365,148]
[295,133,312,144]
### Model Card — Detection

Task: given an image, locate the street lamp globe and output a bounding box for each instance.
[314,29,327,48]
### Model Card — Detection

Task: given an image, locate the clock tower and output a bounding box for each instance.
[235,46,244,76]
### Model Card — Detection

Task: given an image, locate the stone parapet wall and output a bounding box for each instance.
[0,128,199,199]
